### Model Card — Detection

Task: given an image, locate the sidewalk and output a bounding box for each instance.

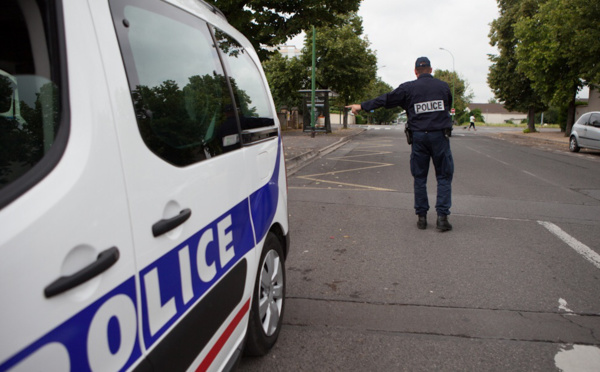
[484,128,570,147]
[282,124,365,175]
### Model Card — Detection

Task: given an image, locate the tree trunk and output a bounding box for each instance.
[528,107,536,132]
[564,93,576,136]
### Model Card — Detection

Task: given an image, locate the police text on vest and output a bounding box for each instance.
[414,100,445,114]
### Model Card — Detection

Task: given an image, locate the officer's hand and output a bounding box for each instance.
[345,104,362,115]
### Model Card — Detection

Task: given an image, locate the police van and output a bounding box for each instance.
[0,0,289,371]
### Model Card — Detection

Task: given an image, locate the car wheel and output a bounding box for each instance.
[569,136,580,152]
[244,232,285,356]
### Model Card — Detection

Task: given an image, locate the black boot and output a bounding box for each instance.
[436,215,452,232]
[417,214,427,230]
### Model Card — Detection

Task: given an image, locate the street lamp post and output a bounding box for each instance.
[439,47,455,120]
[311,26,317,137]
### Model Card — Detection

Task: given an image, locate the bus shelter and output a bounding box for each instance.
[299,89,332,134]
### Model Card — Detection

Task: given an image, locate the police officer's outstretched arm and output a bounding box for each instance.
[346,104,362,115]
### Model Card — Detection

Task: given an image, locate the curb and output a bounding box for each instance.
[285,129,366,176]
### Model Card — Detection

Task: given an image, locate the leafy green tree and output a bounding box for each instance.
[300,14,377,128]
[262,52,306,111]
[205,0,361,59]
[434,69,471,113]
[469,109,484,123]
[514,0,600,135]
[488,0,546,133]
[364,78,402,124]
[433,69,472,124]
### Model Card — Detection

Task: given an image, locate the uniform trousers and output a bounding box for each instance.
[410,130,454,216]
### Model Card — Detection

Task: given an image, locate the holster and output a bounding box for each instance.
[405,125,413,145]
[444,128,452,138]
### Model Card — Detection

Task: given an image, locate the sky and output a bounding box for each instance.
[289,0,502,103]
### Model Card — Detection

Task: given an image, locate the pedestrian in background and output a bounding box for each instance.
[347,57,454,231]
[468,114,476,131]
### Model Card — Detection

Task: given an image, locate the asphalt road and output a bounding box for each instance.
[239,126,600,371]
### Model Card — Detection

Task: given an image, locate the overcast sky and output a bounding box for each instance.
[289,0,501,103]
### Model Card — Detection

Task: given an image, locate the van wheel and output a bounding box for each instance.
[245,232,285,356]
[569,136,580,152]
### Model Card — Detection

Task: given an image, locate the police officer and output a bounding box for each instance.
[347,56,454,231]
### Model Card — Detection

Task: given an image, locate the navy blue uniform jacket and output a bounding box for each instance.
[361,74,453,132]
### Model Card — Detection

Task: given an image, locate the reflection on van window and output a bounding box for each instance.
[213,30,275,131]
[120,5,240,166]
[0,0,60,192]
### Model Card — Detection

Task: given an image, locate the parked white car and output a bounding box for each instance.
[0,0,289,371]
[569,111,600,152]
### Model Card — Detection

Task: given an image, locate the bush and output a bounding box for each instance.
[355,114,367,124]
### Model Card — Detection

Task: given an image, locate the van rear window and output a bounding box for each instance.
[0,0,63,205]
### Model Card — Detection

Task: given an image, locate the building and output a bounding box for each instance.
[264,44,302,59]
[576,86,600,119]
[467,103,527,124]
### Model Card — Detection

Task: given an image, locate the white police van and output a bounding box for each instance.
[0,0,289,371]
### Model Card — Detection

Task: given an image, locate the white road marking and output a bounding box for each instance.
[522,170,559,186]
[538,221,600,270]
[465,146,510,165]
[558,298,573,313]
[555,345,600,372]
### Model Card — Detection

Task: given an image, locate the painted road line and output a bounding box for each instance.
[294,141,397,192]
[465,146,510,166]
[538,221,600,270]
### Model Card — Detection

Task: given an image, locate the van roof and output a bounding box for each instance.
[199,0,227,20]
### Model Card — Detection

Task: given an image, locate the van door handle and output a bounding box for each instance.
[44,247,120,298]
[152,208,192,237]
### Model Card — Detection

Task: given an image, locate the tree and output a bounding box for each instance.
[205,0,361,59]
[514,0,600,135]
[434,69,472,124]
[262,52,306,111]
[300,14,377,128]
[488,0,547,133]
[365,78,402,124]
[469,109,484,123]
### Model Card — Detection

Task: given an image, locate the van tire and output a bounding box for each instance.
[244,232,286,356]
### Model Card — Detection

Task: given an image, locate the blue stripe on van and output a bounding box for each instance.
[0,199,261,372]
[0,137,283,372]
[249,138,281,243]
[139,199,255,347]
[0,278,142,372]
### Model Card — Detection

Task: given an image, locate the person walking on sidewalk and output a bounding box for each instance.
[468,114,476,131]
[346,56,454,231]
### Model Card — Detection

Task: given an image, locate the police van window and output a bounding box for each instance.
[0,0,63,207]
[109,0,241,166]
[213,29,275,131]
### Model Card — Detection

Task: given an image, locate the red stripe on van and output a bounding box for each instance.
[196,298,251,372]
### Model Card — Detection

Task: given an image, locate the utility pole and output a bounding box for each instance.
[310,26,316,138]
[439,47,455,121]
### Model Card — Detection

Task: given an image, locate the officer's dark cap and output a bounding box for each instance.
[415,57,431,68]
